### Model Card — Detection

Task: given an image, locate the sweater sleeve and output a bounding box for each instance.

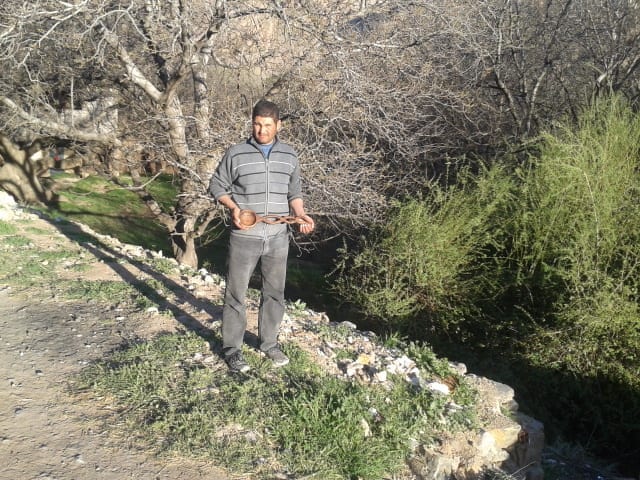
[287,155,303,202]
[209,150,234,201]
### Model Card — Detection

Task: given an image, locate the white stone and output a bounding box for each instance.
[373,370,387,382]
[426,381,451,395]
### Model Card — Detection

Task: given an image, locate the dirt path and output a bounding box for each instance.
[0,203,236,480]
[0,288,231,480]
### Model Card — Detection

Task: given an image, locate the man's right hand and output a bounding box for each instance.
[231,207,251,230]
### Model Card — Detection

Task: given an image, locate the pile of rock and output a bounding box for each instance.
[0,191,35,221]
[277,310,545,480]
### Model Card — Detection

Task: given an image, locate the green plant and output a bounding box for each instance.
[147,256,179,275]
[0,220,18,235]
[334,95,640,468]
[1,235,32,248]
[63,279,139,304]
[334,162,518,335]
[508,97,640,457]
[75,333,477,479]
[50,173,174,254]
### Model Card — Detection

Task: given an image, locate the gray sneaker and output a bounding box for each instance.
[226,351,250,373]
[265,346,289,367]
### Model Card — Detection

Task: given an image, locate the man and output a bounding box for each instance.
[209,99,315,373]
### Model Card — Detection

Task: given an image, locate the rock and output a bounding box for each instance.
[409,446,462,480]
[425,381,452,395]
[338,320,357,329]
[466,375,516,413]
[478,429,516,462]
[503,413,546,479]
[449,361,468,375]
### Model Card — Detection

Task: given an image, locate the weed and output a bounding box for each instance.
[1,235,33,248]
[147,256,179,275]
[0,220,18,235]
[334,95,640,466]
[63,280,138,304]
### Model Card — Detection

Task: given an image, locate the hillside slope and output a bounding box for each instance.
[0,194,543,480]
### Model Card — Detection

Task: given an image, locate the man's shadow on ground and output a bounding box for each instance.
[45,216,260,358]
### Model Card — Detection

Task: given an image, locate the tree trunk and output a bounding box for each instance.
[0,162,52,204]
[0,134,53,204]
[170,215,198,268]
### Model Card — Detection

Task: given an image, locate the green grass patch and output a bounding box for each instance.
[0,246,76,288]
[1,235,33,248]
[63,279,139,303]
[75,333,476,479]
[0,219,18,235]
[50,173,174,254]
[61,278,166,310]
[146,256,180,275]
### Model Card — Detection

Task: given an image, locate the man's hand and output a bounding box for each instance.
[289,198,314,235]
[297,214,315,235]
[217,195,250,230]
[231,207,253,230]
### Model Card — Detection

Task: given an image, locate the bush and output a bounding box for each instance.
[515,97,640,461]
[335,95,640,465]
[513,96,640,316]
[334,163,520,337]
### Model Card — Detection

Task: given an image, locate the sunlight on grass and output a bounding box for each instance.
[0,219,18,235]
[51,173,174,254]
[62,279,163,310]
[75,333,476,479]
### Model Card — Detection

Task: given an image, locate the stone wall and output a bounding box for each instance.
[407,372,545,480]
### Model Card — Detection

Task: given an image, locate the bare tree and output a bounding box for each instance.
[461,0,640,137]
[1,0,638,266]
[0,0,308,266]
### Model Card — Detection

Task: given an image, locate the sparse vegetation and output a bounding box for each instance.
[0,219,18,235]
[76,333,475,480]
[50,173,173,254]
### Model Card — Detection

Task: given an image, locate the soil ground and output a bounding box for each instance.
[0,213,233,480]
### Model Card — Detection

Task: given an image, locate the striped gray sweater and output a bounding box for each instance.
[209,136,302,238]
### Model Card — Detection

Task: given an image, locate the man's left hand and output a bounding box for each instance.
[297,214,315,235]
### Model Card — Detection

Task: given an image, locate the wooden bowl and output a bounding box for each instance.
[239,209,257,227]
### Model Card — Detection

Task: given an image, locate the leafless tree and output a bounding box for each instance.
[0,0,311,266]
[1,0,638,266]
[460,0,640,137]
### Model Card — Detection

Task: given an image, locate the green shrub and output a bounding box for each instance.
[334,163,519,336]
[513,96,640,317]
[335,95,640,465]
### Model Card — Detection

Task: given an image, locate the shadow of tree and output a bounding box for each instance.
[44,216,258,360]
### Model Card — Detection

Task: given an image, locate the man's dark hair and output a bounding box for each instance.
[252,99,280,121]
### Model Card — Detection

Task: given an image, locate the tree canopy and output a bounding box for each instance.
[1,0,639,266]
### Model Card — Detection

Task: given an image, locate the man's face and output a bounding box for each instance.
[252,115,281,145]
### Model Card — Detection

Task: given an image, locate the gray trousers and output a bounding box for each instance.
[222,232,289,357]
